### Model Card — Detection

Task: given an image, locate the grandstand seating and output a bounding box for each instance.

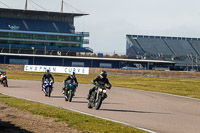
[0,18,27,31]
[55,21,74,33]
[137,38,161,55]
[128,36,144,55]
[0,8,93,57]
[126,35,200,66]
[0,17,74,33]
[163,39,189,56]
[189,40,200,55]
[25,19,56,33]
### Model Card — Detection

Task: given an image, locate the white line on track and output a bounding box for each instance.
[0,92,157,133]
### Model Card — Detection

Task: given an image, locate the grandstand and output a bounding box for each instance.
[126,35,200,70]
[0,8,92,56]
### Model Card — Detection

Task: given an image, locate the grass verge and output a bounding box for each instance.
[0,93,145,133]
[5,70,200,99]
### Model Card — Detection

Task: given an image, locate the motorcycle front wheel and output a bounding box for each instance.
[68,91,73,102]
[48,87,51,97]
[95,95,102,110]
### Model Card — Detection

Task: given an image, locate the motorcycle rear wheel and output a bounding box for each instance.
[88,102,93,109]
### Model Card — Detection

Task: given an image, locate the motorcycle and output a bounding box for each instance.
[88,84,108,110]
[64,80,77,102]
[43,79,53,97]
[0,72,8,87]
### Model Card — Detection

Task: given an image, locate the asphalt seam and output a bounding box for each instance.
[0,92,157,133]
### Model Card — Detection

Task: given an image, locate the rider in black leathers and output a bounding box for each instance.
[62,72,78,94]
[41,69,54,90]
[87,70,112,100]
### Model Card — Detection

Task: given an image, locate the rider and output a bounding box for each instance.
[62,71,78,95]
[0,71,7,85]
[41,69,54,90]
[87,70,112,100]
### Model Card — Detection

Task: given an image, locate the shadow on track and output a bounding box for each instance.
[72,101,122,105]
[72,101,88,104]
[5,86,23,88]
[104,102,122,105]
[100,109,170,114]
[0,120,33,133]
[51,96,86,99]
[50,96,63,98]
[73,97,86,99]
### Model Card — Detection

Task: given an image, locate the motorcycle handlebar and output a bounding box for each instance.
[95,84,110,89]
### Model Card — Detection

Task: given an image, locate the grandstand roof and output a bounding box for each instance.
[127,34,200,41]
[0,8,88,17]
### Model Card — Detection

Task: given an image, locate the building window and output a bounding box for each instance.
[100,63,112,68]
[9,59,29,65]
[72,62,84,67]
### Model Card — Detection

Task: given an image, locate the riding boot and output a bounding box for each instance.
[62,87,65,94]
[87,89,93,100]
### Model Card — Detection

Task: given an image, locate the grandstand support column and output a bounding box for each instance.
[147,62,150,70]
[9,44,11,53]
[61,0,64,12]
[44,46,46,55]
[91,60,93,67]
[33,57,35,65]
[62,58,64,66]
[3,55,6,64]
[25,0,28,10]
[192,56,194,70]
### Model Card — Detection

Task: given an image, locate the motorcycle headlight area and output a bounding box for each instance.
[103,90,107,93]
[69,84,75,88]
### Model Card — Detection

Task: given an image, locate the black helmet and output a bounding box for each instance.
[70,72,75,78]
[100,70,107,79]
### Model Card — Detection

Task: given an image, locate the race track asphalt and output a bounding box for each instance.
[0,79,200,133]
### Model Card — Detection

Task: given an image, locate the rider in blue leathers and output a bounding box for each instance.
[41,69,54,91]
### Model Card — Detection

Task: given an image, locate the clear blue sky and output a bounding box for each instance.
[1,0,200,54]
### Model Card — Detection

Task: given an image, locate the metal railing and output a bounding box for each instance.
[76,32,89,37]
[83,39,89,44]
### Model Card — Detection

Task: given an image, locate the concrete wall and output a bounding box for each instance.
[0,64,24,71]
[1,64,200,79]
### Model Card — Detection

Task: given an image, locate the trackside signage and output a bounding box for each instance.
[24,65,89,75]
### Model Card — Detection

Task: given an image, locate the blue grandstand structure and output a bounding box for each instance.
[126,35,200,70]
[0,8,92,56]
[0,7,176,69]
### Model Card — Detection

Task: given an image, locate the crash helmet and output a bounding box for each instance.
[46,69,50,74]
[100,70,107,79]
[70,71,76,78]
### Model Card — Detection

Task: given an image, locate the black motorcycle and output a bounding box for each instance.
[88,84,109,110]
[64,81,76,102]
